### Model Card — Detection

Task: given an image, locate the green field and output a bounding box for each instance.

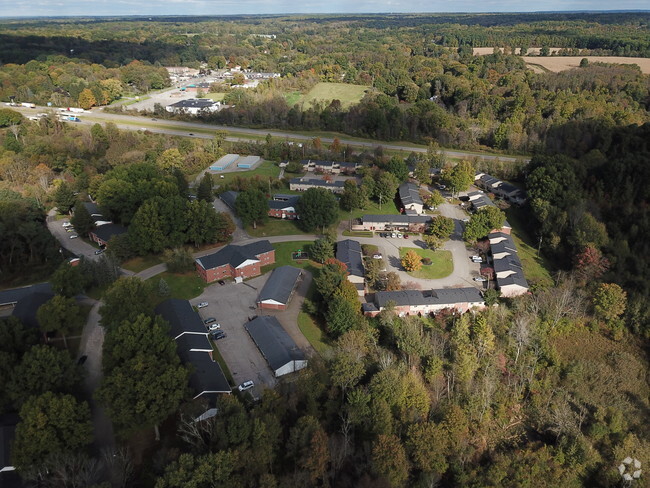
[301,82,370,109]
[147,272,206,302]
[204,92,226,101]
[262,241,320,272]
[246,218,311,238]
[213,160,280,188]
[298,312,330,356]
[399,248,454,279]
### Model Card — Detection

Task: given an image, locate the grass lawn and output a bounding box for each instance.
[203,92,226,101]
[298,312,331,356]
[214,160,280,188]
[147,271,206,303]
[284,91,302,106]
[122,254,164,273]
[342,230,375,237]
[505,207,554,288]
[246,218,311,238]
[263,241,320,273]
[339,199,401,222]
[211,341,235,388]
[399,248,453,279]
[301,82,371,109]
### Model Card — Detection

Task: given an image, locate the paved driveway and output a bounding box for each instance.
[47,210,101,261]
[191,274,277,396]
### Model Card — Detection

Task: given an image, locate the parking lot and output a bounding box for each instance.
[46,212,103,261]
[191,274,277,397]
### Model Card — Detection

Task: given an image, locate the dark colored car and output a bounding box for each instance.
[211,330,226,340]
[218,280,226,285]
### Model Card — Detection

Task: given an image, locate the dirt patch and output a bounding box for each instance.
[521,56,650,74]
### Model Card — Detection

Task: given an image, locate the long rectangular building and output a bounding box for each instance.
[362,287,485,317]
[352,214,433,232]
[245,316,307,377]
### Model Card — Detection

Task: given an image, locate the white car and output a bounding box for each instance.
[372,253,383,259]
[62,222,72,228]
[238,380,254,392]
[197,302,208,309]
[208,323,221,331]
[69,234,78,239]
[473,276,488,282]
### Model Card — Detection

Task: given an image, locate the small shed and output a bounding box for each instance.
[245,316,307,377]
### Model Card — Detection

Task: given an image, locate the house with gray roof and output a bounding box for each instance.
[398,182,424,214]
[258,266,302,310]
[245,316,307,377]
[195,240,275,283]
[488,231,529,297]
[474,173,527,205]
[364,287,485,317]
[336,239,365,294]
[289,177,346,194]
[155,299,231,398]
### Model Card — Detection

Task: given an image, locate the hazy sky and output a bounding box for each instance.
[0,0,648,17]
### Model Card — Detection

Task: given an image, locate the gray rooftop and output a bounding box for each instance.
[92,223,127,243]
[184,351,231,395]
[196,240,273,271]
[269,196,300,210]
[336,239,364,278]
[289,177,346,188]
[155,299,206,338]
[0,282,52,307]
[245,316,305,372]
[399,182,423,207]
[258,266,302,305]
[375,287,484,309]
[169,98,219,108]
[219,190,239,210]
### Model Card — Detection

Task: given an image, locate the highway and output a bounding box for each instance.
[12,104,529,163]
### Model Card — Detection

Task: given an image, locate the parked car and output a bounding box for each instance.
[218,280,226,285]
[238,380,254,392]
[62,222,72,228]
[77,355,88,365]
[372,253,383,259]
[197,302,208,309]
[208,322,221,331]
[471,256,483,263]
[403,234,409,239]
[473,277,488,282]
[211,330,226,340]
[203,317,217,325]
[66,228,75,232]
[462,218,470,223]
[69,234,78,239]
[396,233,403,238]
[94,249,104,255]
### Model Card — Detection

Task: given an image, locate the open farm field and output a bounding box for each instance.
[301,82,370,109]
[522,56,650,74]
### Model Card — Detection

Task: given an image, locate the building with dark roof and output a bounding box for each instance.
[364,287,485,317]
[268,195,300,220]
[258,266,302,310]
[398,182,424,214]
[0,414,18,474]
[289,177,346,194]
[0,282,52,307]
[336,239,365,294]
[89,223,127,247]
[474,173,527,205]
[488,232,529,297]
[245,316,307,377]
[12,291,55,329]
[219,190,239,210]
[195,240,275,283]
[155,299,231,398]
[353,214,433,233]
[166,98,221,115]
[82,201,112,226]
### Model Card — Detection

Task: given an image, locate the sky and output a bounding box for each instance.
[0,0,648,17]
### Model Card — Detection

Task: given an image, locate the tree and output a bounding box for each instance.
[413,160,431,184]
[401,250,422,272]
[385,272,401,291]
[406,421,449,475]
[314,259,348,300]
[386,156,409,183]
[593,283,627,323]
[374,172,400,205]
[236,189,269,229]
[463,206,506,242]
[78,88,97,110]
[155,451,239,488]
[11,392,92,472]
[50,263,86,297]
[326,298,361,337]
[340,179,367,211]
[37,295,83,349]
[157,148,184,173]
[99,277,152,330]
[54,182,76,214]
[372,434,409,487]
[70,202,94,237]
[97,345,189,437]
[423,234,442,250]
[158,278,171,297]
[7,345,80,406]
[295,188,338,232]
[483,288,501,306]
[428,216,455,239]
[424,190,445,210]
[196,173,214,202]
[163,247,195,273]
[128,198,171,255]
[0,108,23,127]
[309,236,334,264]
[573,245,609,282]
[443,160,474,196]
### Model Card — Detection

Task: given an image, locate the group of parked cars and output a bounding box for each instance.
[379,232,409,239]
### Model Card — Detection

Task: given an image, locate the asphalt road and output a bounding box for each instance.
[46,210,101,262]
[14,105,528,163]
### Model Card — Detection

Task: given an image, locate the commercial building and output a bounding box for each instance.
[362,287,486,317]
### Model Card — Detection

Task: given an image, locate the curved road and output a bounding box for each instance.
[15,105,528,163]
